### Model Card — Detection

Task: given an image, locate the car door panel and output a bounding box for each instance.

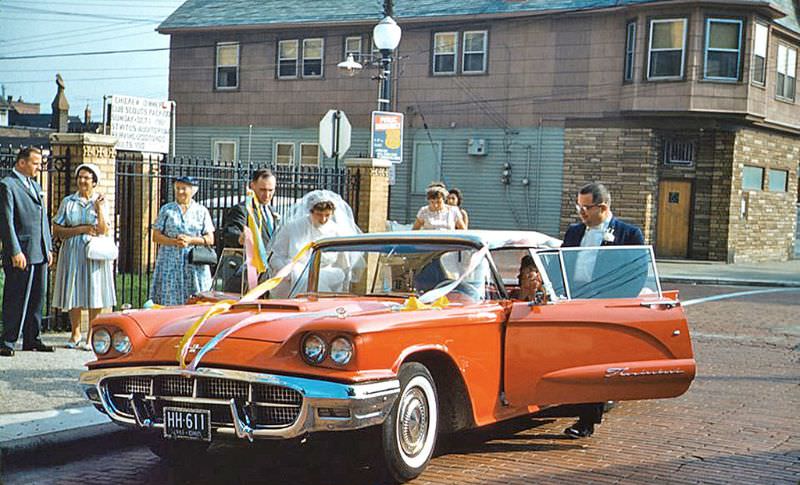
[504,298,695,407]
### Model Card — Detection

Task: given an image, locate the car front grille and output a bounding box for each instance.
[103,375,303,428]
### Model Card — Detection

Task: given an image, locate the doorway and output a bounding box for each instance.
[656,180,692,258]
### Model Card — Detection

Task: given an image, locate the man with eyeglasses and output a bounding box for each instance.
[561,182,644,439]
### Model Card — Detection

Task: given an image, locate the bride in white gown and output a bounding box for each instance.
[267,190,361,297]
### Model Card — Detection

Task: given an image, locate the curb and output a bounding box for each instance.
[0,409,148,474]
[660,276,800,288]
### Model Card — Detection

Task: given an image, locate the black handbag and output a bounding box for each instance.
[188,246,218,266]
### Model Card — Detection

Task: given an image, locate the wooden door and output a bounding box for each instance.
[656,180,692,258]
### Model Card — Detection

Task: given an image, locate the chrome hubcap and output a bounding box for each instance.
[398,387,428,457]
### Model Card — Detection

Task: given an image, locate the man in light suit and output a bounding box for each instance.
[0,147,54,356]
[561,182,644,438]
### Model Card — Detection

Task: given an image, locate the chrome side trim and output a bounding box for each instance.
[80,366,400,440]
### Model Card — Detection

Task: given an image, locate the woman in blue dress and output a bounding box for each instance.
[149,176,215,306]
[52,163,116,349]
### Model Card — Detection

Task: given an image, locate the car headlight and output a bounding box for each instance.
[92,328,111,355]
[301,333,326,365]
[112,330,131,354]
[329,337,354,365]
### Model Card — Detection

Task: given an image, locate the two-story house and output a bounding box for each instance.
[158,0,800,262]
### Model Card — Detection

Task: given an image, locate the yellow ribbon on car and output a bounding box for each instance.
[398,295,450,311]
[176,241,314,368]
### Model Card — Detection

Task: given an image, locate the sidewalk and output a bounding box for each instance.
[1,257,799,471]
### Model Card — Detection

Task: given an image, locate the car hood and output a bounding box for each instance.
[125,298,400,343]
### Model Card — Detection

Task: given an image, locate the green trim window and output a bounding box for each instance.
[433,32,458,75]
[278,40,299,79]
[768,169,788,192]
[776,43,797,101]
[704,18,742,81]
[300,143,320,166]
[215,42,239,89]
[213,140,238,162]
[752,23,768,85]
[275,142,295,165]
[462,31,488,73]
[648,18,687,79]
[302,38,324,78]
[742,165,764,191]
[624,21,636,81]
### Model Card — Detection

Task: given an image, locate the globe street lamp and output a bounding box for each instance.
[337,14,402,111]
[373,16,402,111]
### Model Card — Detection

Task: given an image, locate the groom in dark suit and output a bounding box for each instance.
[0,147,54,356]
[561,182,644,438]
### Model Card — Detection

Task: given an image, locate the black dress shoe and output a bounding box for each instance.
[564,421,594,439]
[23,343,55,352]
[0,347,14,357]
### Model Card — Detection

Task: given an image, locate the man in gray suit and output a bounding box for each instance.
[0,147,54,356]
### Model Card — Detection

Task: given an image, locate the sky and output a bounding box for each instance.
[0,0,185,117]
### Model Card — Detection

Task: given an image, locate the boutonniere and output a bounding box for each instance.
[603,227,615,243]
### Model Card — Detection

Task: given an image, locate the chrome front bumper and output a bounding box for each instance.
[80,366,399,441]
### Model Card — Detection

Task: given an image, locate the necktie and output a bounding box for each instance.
[263,207,273,238]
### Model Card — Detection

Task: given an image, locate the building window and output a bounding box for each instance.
[344,36,362,62]
[742,165,764,190]
[776,43,797,101]
[278,40,298,79]
[433,32,458,75]
[0,109,7,126]
[752,23,768,85]
[647,18,687,79]
[215,42,239,89]
[302,38,324,78]
[624,21,637,82]
[768,169,788,192]
[412,142,442,193]
[275,142,295,165]
[300,143,320,166]
[462,31,487,73]
[213,140,238,162]
[663,139,695,166]
[704,18,742,81]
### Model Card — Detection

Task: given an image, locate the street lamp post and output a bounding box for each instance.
[337,4,402,110]
[373,16,402,111]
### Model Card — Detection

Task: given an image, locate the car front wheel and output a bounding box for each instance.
[381,362,439,483]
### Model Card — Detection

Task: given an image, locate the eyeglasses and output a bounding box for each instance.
[575,203,602,213]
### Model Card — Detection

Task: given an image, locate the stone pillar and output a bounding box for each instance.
[344,158,391,294]
[345,158,391,233]
[48,133,117,330]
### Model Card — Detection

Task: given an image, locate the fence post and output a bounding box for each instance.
[344,158,391,234]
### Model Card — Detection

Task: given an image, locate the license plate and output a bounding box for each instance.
[163,407,211,441]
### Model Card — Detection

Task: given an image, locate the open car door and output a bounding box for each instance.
[503,246,695,409]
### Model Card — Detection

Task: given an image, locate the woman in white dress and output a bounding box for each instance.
[268,190,360,297]
[413,182,465,230]
[52,163,116,349]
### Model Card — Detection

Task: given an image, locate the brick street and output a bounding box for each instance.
[4,284,799,484]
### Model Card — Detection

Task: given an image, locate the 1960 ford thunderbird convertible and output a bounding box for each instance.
[79,230,695,482]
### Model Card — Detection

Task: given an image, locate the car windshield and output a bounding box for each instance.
[542,246,660,299]
[288,242,493,302]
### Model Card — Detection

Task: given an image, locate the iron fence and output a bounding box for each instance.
[114,152,360,309]
[0,144,72,332]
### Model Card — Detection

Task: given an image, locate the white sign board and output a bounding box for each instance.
[109,95,171,153]
[319,109,351,159]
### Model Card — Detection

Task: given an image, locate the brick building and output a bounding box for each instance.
[158,0,800,262]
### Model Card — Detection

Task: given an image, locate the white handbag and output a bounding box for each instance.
[86,236,118,261]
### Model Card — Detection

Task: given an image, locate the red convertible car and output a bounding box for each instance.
[80,230,695,482]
